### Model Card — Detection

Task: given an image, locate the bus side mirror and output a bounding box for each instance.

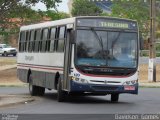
[140,33,144,50]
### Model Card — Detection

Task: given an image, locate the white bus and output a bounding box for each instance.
[17,16,140,102]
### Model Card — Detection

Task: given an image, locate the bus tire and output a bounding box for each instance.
[29,74,39,96]
[57,78,65,102]
[111,93,119,102]
[38,86,45,96]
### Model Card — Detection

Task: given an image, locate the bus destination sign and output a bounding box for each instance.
[100,22,129,29]
[77,18,137,29]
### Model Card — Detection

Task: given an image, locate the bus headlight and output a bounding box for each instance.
[123,80,138,85]
[72,77,88,84]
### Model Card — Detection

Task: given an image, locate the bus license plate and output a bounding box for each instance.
[124,86,135,90]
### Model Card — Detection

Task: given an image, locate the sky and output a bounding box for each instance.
[31,0,69,13]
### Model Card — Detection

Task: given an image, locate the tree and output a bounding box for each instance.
[44,10,69,20]
[0,0,61,35]
[109,0,150,38]
[71,0,103,16]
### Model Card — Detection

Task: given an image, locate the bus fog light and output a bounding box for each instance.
[72,77,88,84]
[80,79,88,83]
[75,78,80,81]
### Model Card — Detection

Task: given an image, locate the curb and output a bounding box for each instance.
[0,95,35,107]
[139,82,160,88]
[139,85,160,88]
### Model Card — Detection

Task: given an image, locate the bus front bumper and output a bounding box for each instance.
[70,81,138,94]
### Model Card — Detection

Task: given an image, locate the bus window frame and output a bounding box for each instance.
[56,26,67,53]
[49,27,57,52]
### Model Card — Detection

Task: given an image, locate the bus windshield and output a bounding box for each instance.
[75,29,138,68]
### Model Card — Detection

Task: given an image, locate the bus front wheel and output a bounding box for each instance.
[57,78,66,102]
[111,93,119,102]
[29,74,45,96]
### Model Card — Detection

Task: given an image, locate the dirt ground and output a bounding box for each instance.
[0,65,160,85]
[0,68,25,86]
[139,64,160,82]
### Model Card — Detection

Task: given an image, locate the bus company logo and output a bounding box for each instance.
[25,55,34,61]
[101,68,112,72]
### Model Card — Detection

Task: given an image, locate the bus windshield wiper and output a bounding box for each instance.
[90,27,106,59]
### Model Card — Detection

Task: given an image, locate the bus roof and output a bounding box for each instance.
[20,17,76,31]
[20,16,137,31]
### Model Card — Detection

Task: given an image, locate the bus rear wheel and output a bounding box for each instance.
[29,74,45,96]
[111,93,119,102]
[57,78,66,102]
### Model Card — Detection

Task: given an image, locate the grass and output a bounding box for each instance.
[0,84,27,87]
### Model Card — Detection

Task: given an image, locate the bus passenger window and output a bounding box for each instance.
[24,31,29,52]
[59,26,66,39]
[41,28,48,52]
[35,29,41,52]
[57,40,64,52]
[28,30,35,52]
[19,31,26,52]
[50,28,56,52]
[57,26,66,52]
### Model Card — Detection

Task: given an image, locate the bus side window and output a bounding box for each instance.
[25,31,30,52]
[35,29,41,52]
[28,30,35,52]
[41,28,49,52]
[19,31,26,52]
[50,27,56,52]
[57,26,66,52]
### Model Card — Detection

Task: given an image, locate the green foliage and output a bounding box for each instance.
[109,0,150,38]
[0,0,61,44]
[71,0,103,16]
[0,0,61,37]
[25,0,62,10]
[44,10,70,20]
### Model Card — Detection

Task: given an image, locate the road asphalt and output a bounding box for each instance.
[0,64,160,108]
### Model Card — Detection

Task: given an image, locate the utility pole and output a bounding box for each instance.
[148,0,156,82]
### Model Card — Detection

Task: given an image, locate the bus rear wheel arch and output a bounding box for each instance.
[28,73,45,96]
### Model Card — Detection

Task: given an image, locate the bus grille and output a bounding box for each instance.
[91,86,118,91]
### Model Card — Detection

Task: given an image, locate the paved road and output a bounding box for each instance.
[0,87,160,114]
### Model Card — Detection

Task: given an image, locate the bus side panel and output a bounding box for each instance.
[32,70,46,87]
[31,70,64,89]
[45,72,56,89]
[17,68,28,83]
